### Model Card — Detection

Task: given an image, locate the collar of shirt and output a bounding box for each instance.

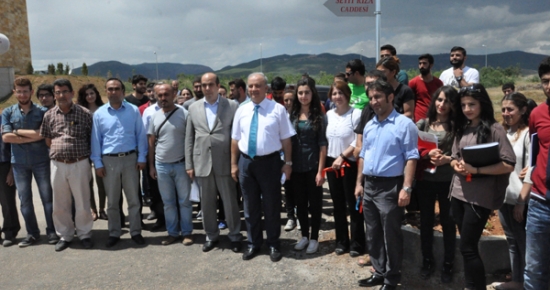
[108,101,127,112]
[372,109,398,124]
[203,95,220,107]
[254,97,271,111]
[54,103,76,115]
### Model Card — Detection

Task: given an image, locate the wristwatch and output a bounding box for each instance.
[455,76,463,82]
[402,186,412,194]
[285,161,293,166]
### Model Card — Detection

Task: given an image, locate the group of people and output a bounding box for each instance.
[1,43,550,290]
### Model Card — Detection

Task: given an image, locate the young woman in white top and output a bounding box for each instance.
[495,92,534,290]
[325,80,365,257]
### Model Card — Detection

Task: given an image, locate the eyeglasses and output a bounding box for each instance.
[106,87,122,92]
[345,71,354,77]
[459,86,481,94]
[38,93,53,98]
[54,90,71,96]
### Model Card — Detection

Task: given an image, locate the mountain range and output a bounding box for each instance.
[71,50,548,80]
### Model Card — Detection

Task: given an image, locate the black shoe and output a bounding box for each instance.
[269,247,282,262]
[334,247,347,255]
[202,240,218,252]
[242,247,260,261]
[150,222,165,232]
[420,258,435,279]
[161,235,179,246]
[105,236,120,248]
[131,234,145,245]
[358,275,384,287]
[231,241,242,253]
[350,250,361,257]
[81,238,93,249]
[55,240,71,252]
[379,285,396,290]
[441,262,453,283]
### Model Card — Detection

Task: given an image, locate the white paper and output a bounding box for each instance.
[190,180,201,202]
[417,131,438,174]
[280,173,286,184]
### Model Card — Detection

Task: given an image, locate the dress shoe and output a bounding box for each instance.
[105,236,120,248]
[182,235,193,246]
[231,241,242,253]
[55,240,71,252]
[98,211,108,220]
[161,235,179,246]
[358,275,384,287]
[334,247,347,255]
[379,285,396,290]
[269,247,282,262]
[242,247,260,260]
[81,238,94,249]
[420,258,435,279]
[350,250,361,258]
[131,234,146,245]
[202,240,218,252]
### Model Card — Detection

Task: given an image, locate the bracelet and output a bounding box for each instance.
[340,153,346,159]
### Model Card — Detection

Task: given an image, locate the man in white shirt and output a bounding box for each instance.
[439,46,479,88]
[231,72,296,262]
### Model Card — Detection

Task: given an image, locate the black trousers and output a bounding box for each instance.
[283,178,296,220]
[145,162,164,225]
[326,157,365,253]
[416,180,455,264]
[0,162,20,240]
[292,169,323,240]
[239,153,282,249]
[451,198,491,290]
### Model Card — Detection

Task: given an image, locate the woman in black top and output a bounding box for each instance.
[289,77,328,254]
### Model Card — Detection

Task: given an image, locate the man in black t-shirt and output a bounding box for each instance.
[125,74,149,107]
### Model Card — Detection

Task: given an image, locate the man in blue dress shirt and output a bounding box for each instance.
[354,80,419,290]
[91,78,148,248]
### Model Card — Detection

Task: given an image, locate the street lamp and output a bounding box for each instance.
[481,44,487,68]
[154,51,159,80]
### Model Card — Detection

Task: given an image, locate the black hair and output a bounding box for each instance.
[230,78,246,91]
[77,83,104,108]
[538,56,550,78]
[146,82,155,89]
[105,77,125,92]
[365,70,387,81]
[36,84,53,98]
[346,59,366,76]
[427,85,457,150]
[453,84,495,144]
[271,77,287,91]
[192,76,201,84]
[380,44,397,56]
[219,85,227,91]
[527,98,538,113]
[53,79,73,92]
[290,77,324,132]
[501,92,531,132]
[376,56,400,79]
[501,82,515,92]
[418,53,434,65]
[131,74,147,85]
[450,46,467,56]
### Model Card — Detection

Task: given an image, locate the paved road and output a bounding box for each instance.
[0,179,499,289]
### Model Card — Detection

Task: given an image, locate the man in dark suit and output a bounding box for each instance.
[185,72,242,253]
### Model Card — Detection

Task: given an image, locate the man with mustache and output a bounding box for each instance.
[408,54,444,122]
[439,46,479,88]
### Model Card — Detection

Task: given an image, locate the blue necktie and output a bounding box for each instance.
[248,105,260,158]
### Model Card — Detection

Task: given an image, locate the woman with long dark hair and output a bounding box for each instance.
[77,84,106,221]
[415,86,457,283]
[450,84,515,290]
[289,77,327,254]
[325,80,365,257]
[493,92,534,290]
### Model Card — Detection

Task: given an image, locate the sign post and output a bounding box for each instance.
[323,0,380,62]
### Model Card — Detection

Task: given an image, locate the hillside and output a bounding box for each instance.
[71,61,213,81]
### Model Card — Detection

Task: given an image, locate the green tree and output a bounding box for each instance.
[81,63,88,76]
[56,62,64,75]
[64,63,70,75]
[25,62,34,75]
[47,64,55,75]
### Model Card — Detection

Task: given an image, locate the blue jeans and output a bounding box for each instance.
[155,161,192,237]
[12,161,55,237]
[524,198,550,290]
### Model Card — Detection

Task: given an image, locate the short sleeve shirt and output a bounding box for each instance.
[148,107,188,163]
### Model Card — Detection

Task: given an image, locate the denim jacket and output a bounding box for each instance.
[1,103,50,165]
[290,116,328,173]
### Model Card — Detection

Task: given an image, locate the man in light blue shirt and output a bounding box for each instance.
[91,78,148,248]
[354,80,418,289]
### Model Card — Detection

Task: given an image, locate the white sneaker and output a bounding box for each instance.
[296,219,301,230]
[306,240,319,254]
[284,219,296,231]
[294,237,309,250]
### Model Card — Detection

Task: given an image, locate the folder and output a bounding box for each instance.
[461,142,500,168]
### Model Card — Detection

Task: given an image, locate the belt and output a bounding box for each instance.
[53,156,88,164]
[169,158,185,164]
[364,175,403,181]
[103,150,136,157]
[241,151,279,161]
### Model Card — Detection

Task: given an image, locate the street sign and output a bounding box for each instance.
[323,0,375,17]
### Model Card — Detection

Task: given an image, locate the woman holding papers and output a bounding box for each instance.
[415,86,457,283]
[493,92,534,290]
[325,80,365,257]
[449,84,515,290]
[289,78,327,254]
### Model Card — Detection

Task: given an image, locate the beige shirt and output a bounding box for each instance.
[450,123,516,210]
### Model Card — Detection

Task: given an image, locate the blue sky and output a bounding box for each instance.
[27,0,550,71]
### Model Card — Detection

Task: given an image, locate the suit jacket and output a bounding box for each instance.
[185,97,238,177]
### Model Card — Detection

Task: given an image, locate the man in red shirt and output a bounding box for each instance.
[525,56,550,290]
[408,54,443,122]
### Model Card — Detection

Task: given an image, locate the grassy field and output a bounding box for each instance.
[1,75,547,123]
